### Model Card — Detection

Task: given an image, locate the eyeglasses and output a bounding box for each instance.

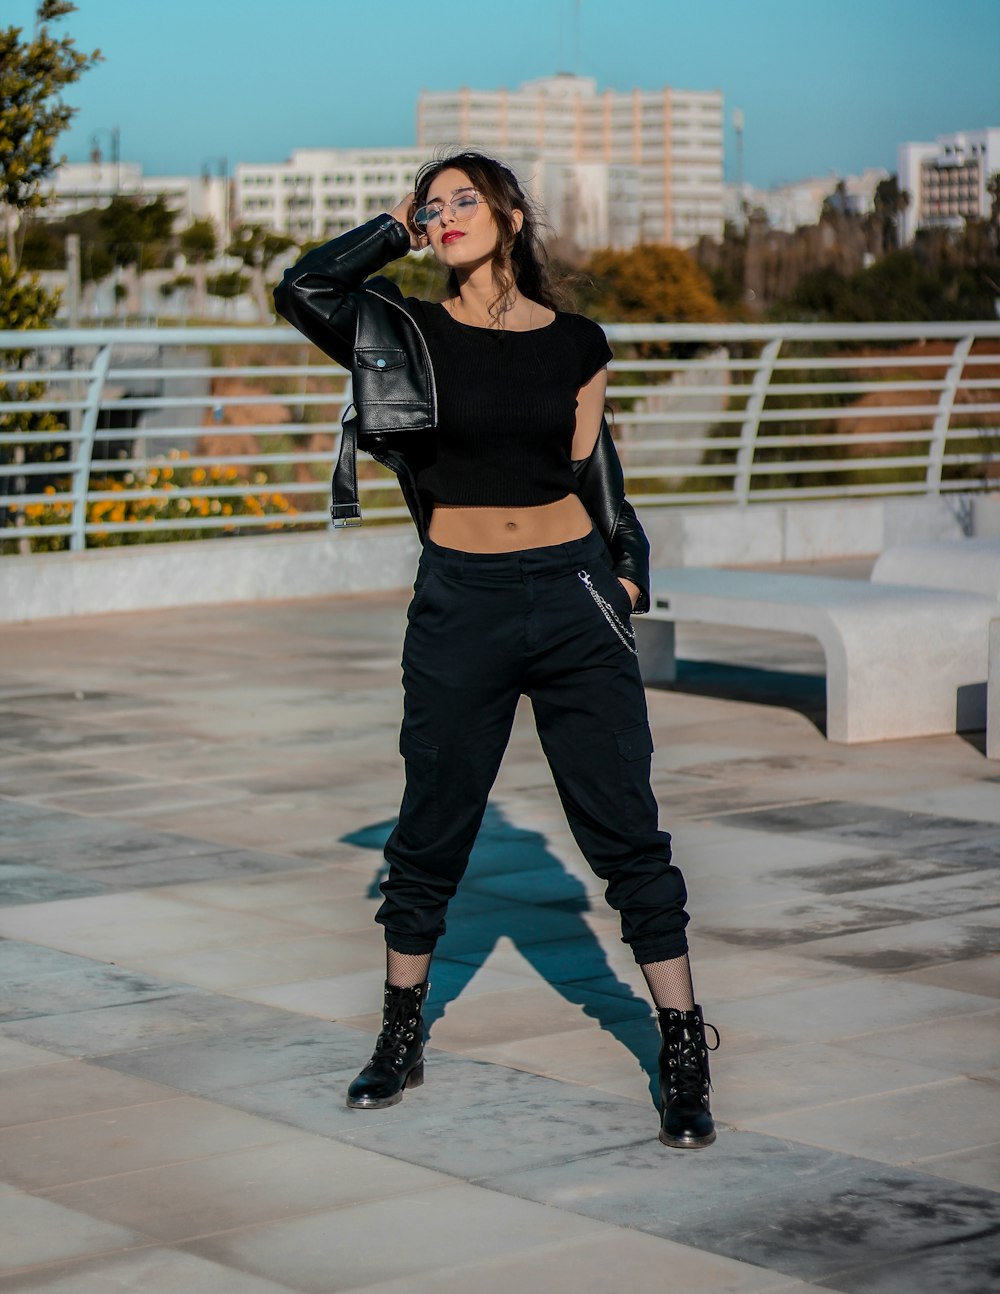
[412,194,484,231]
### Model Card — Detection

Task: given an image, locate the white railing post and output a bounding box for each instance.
[734,337,782,506]
[926,335,974,495]
[69,345,112,552]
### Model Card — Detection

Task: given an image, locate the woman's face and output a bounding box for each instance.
[417,167,512,270]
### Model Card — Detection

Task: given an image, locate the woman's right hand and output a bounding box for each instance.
[391,194,427,250]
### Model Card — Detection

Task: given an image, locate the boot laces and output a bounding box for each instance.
[669,1020,719,1100]
[373,988,422,1060]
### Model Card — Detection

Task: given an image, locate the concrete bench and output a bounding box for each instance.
[871,538,1000,600]
[637,567,995,744]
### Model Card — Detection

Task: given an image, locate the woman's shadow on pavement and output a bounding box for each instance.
[342,802,660,1104]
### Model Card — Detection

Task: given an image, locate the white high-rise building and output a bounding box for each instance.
[898,128,1000,243]
[236,149,425,243]
[417,74,724,247]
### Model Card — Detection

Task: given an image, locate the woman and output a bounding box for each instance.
[274,152,717,1149]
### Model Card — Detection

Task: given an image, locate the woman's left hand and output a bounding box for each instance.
[618,578,640,610]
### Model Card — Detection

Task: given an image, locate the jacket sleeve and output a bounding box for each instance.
[574,421,651,614]
[273,214,411,367]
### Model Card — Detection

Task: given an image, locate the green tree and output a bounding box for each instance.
[582,245,721,322]
[100,194,176,271]
[0,1,101,266]
[207,270,249,301]
[872,175,910,255]
[178,218,217,317]
[987,172,1000,253]
[226,223,296,320]
[0,2,100,550]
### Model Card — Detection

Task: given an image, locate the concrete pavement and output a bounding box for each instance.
[0,590,997,1292]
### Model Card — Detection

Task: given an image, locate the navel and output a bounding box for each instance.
[505,520,518,531]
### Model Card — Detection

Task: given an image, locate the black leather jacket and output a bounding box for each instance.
[274,214,650,612]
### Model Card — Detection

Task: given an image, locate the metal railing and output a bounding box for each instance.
[2,321,999,551]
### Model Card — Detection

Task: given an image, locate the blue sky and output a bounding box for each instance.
[9,0,1000,188]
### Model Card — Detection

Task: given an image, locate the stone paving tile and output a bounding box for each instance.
[703,976,998,1053]
[0,757,156,798]
[41,1137,452,1243]
[2,989,289,1059]
[0,866,111,908]
[0,954,196,1023]
[215,1052,663,1173]
[719,800,1000,850]
[115,930,380,993]
[0,1096,305,1191]
[94,1017,380,1095]
[744,1074,1000,1162]
[153,864,372,911]
[0,819,246,869]
[333,1070,661,1179]
[835,868,999,919]
[69,848,311,892]
[0,892,314,962]
[698,895,926,949]
[21,779,250,817]
[482,1134,1000,1292]
[0,1061,183,1128]
[351,1230,818,1294]
[0,1037,65,1074]
[0,1191,148,1275]
[771,850,990,894]
[710,1041,957,1124]
[0,1248,300,1293]
[182,1182,611,1294]
[873,783,1000,825]
[837,1007,1000,1078]
[898,954,1000,999]
[905,1140,1000,1192]
[789,914,1000,973]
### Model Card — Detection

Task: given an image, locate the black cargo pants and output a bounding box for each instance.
[376,528,690,965]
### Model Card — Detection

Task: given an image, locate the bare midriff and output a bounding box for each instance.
[427,492,592,553]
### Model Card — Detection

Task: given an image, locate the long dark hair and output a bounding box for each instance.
[412,151,568,325]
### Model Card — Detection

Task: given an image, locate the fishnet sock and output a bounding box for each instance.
[386,949,431,989]
[640,954,695,1011]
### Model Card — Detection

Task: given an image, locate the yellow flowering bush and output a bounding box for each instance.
[13,451,301,551]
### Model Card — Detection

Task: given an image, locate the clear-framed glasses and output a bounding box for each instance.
[412,193,484,231]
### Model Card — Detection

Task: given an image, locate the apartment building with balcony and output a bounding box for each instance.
[417,74,724,247]
[898,128,1000,243]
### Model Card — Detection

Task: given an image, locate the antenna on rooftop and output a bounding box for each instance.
[573,0,581,76]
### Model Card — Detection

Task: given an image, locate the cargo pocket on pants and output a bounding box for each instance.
[398,728,440,844]
[615,722,658,826]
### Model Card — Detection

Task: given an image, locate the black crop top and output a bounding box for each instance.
[403,300,613,509]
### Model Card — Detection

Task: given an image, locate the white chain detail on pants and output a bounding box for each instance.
[578,570,638,655]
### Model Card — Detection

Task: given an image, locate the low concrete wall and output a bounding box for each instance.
[3,494,999,624]
[0,526,421,624]
[638,493,996,568]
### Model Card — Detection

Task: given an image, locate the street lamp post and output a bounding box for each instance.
[90,126,121,194]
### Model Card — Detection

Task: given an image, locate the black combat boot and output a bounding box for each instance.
[346,981,429,1109]
[656,1005,719,1148]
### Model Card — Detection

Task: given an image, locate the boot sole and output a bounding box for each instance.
[346,1061,424,1110]
[659,1127,717,1149]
